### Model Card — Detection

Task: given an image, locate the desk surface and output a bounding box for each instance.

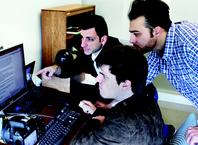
[2,86,86,145]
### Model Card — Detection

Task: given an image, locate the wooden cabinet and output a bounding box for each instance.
[41,4,95,67]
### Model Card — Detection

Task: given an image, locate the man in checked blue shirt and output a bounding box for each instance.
[128,1,198,143]
[128,0,198,109]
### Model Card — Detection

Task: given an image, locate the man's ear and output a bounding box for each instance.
[121,80,131,89]
[153,26,162,37]
[100,35,108,46]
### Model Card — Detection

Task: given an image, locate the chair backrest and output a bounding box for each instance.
[145,83,158,102]
[146,83,175,142]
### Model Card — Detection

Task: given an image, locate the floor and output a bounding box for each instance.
[160,106,191,129]
[159,101,198,129]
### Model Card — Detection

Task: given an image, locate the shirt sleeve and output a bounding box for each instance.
[146,52,160,84]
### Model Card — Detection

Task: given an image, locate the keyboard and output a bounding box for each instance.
[36,103,82,145]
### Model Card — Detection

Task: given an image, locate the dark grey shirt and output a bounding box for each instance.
[70,93,165,145]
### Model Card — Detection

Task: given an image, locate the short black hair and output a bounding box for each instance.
[128,0,172,31]
[96,45,148,95]
[80,14,108,38]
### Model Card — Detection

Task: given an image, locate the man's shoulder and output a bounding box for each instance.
[173,21,198,34]
[105,36,123,47]
[108,36,120,41]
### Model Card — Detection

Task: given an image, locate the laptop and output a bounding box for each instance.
[0,44,44,113]
[0,44,86,145]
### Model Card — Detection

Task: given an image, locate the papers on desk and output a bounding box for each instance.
[42,76,70,93]
[42,74,96,93]
[81,74,96,85]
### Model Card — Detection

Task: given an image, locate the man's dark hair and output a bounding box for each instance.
[96,45,148,95]
[80,14,108,38]
[128,0,172,32]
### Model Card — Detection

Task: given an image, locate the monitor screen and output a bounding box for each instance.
[0,44,27,111]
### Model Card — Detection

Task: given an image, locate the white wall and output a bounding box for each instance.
[82,0,131,44]
[0,0,81,72]
[168,0,198,23]
[82,0,198,42]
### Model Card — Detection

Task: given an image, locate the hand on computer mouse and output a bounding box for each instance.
[79,100,96,115]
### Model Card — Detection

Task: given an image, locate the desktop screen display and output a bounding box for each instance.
[0,44,27,110]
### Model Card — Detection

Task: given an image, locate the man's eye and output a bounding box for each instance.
[87,37,95,41]
[133,32,141,37]
[81,36,97,42]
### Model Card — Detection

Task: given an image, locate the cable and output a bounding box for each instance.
[5,113,54,119]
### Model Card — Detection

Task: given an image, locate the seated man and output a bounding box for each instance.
[70,45,165,145]
[37,14,122,103]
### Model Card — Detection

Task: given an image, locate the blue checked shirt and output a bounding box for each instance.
[147,21,198,108]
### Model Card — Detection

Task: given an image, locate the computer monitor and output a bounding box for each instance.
[0,44,27,111]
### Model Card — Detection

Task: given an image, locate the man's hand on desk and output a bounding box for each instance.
[36,64,61,80]
[186,126,198,145]
[92,115,105,124]
[36,64,70,92]
[42,76,70,93]
[36,64,96,93]
[95,101,110,109]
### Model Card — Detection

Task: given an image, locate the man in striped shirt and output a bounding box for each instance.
[128,0,198,108]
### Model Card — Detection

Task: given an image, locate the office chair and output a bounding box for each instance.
[146,83,175,144]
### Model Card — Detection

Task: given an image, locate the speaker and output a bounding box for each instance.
[2,115,37,145]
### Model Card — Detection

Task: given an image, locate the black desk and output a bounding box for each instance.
[4,86,73,115]
[3,86,86,145]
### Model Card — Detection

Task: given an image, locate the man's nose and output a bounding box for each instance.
[129,34,136,45]
[81,38,87,48]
